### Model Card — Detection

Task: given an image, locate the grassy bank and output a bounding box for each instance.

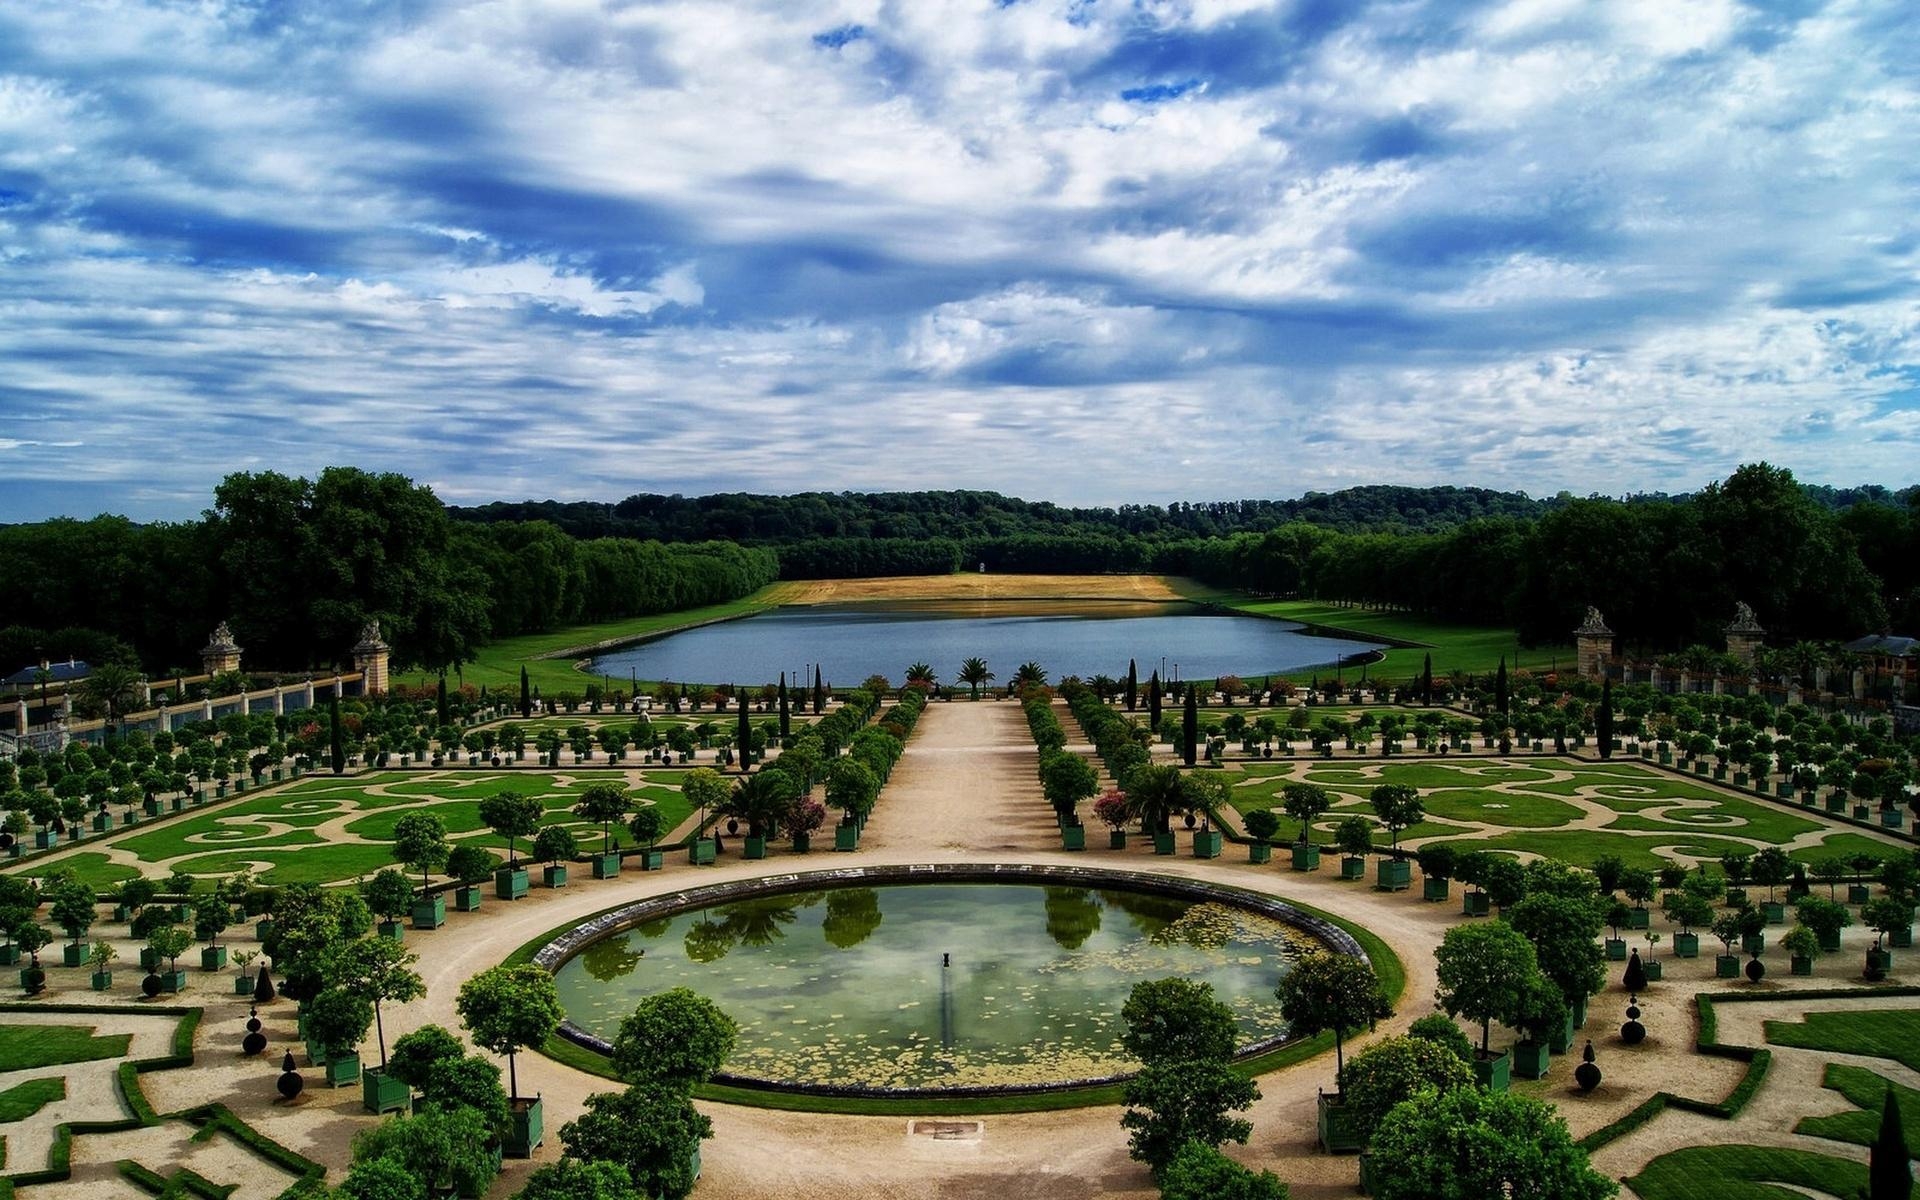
[1179,588,1568,679]
[401,583,804,694]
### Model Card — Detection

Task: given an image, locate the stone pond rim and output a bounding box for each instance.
[532,861,1369,1100]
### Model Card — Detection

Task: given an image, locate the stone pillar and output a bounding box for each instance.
[157,703,169,733]
[201,698,213,721]
[352,621,392,696]
[273,689,285,716]
[1723,602,1765,667]
[12,703,24,737]
[202,622,243,677]
[303,680,315,709]
[1853,670,1867,700]
[1573,607,1615,680]
[1815,667,1829,694]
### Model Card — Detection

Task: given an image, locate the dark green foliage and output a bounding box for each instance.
[1407,1014,1475,1062]
[1369,1087,1616,1200]
[559,1085,711,1200]
[1156,1141,1288,1200]
[350,1105,497,1200]
[609,987,738,1090]
[387,1025,465,1091]
[1871,1089,1913,1200]
[1340,1036,1476,1144]
[1119,1059,1259,1174]
[1120,978,1239,1068]
[1274,952,1391,1083]
[515,1159,642,1200]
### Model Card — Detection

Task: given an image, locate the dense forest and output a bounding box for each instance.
[1,465,1915,676]
[0,468,776,676]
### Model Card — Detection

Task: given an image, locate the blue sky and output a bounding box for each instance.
[1,0,1916,520]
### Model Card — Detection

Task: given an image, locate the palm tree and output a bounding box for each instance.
[1012,661,1048,691]
[82,664,143,735]
[905,662,936,688]
[957,657,993,700]
[723,769,801,839]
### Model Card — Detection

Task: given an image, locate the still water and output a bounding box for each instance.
[591,601,1380,686]
[552,882,1315,1090]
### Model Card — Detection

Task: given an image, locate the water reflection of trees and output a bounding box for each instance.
[822,888,883,949]
[579,934,644,981]
[1095,889,1182,938]
[681,895,807,962]
[1043,887,1102,950]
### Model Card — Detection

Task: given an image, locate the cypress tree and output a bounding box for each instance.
[737,686,752,769]
[813,666,824,715]
[1126,659,1138,712]
[1870,1089,1911,1200]
[436,675,449,726]
[1148,670,1163,732]
[778,672,790,739]
[1422,653,1433,707]
[328,694,345,776]
[1182,683,1198,768]
[1597,677,1615,761]
[1495,657,1509,719]
[519,666,531,719]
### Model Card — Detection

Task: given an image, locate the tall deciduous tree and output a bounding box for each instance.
[1367,1087,1617,1200]
[391,812,449,893]
[1274,952,1391,1085]
[457,963,563,1101]
[1435,921,1539,1056]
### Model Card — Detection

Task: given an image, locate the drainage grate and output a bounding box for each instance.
[907,1120,984,1141]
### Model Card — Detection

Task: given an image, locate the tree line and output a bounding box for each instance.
[0,468,776,675]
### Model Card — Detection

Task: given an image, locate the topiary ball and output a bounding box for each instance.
[142,973,163,998]
[1574,1040,1602,1092]
[242,1031,267,1056]
[1746,956,1766,983]
[277,1052,304,1100]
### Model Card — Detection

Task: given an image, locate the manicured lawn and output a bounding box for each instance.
[29,769,697,889]
[0,1026,131,1072]
[1626,1145,1867,1200]
[19,852,141,890]
[1766,1009,1920,1072]
[1796,1063,1920,1148]
[0,1077,65,1123]
[1179,592,1569,678]
[1422,829,1771,873]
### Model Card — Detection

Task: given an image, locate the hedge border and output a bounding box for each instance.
[1575,984,1920,1153]
[0,1003,321,1200]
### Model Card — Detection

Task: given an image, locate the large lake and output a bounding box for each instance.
[590,600,1381,685]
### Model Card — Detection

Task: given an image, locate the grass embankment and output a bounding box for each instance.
[1177,587,1567,678]
[401,583,804,694]
[507,892,1404,1116]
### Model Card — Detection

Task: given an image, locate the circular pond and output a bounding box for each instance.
[537,865,1363,1095]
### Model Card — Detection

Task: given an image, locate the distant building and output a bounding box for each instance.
[2,659,90,690]
[1844,633,1917,703]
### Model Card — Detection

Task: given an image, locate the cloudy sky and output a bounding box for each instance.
[2,0,1916,520]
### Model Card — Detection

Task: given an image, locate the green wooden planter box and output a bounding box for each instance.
[1628,907,1650,930]
[1643,959,1663,981]
[363,1068,411,1115]
[1109,830,1128,849]
[1893,926,1913,949]
[1376,859,1411,891]
[792,834,811,854]
[543,865,569,888]
[1463,891,1491,917]
[744,836,769,860]
[1777,782,1794,799]
[1291,844,1321,871]
[1725,888,1747,906]
[92,814,111,833]
[411,896,447,930]
[591,853,621,879]
[170,795,186,812]
[835,824,860,852]
[1474,1051,1511,1092]
[1827,794,1847,813]
[1060,825,1085,851]
[60,943,83,967]
[631,850,663,871]
[1866,949,1892,979]
[1742,932,1766,956]
[325,1053,361,1088]
[1423,877,1449,902]
[495,868,530,900]
[1762,902,1785,925]
[1853,805,1871,821]
[505,1097,544,1158]
[1605,938,1628,961]
[1316,1093,1365,1154]
[377,920,405,941]
[1190,830,1222,859]
[160,969,188,993]
[1850,884,1871,904]
[1340,856,1366,880]
[255,920,275,942]
[234,974,255,994]
[1790,956,1813,977]
[689,839,717,866]
[1152,831,1176,855]
[0,947,17,967]
[1248,842,1271,864]
[1512,1039,1551,1080]
[201,945,227,971]
[1716,954,1741,978]
[453,886,484,913]
[92,971,113,991]
[1801,793,1818,808]
[140,948,160,970]
[1819,927,1842,952]
[1882,810,1905,830]
[35,831,57,849]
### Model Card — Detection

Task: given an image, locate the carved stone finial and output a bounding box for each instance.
[1725,601,1764,634]
[354,620,387,650]
[203,622,241,653]
[1574,607,1613,637]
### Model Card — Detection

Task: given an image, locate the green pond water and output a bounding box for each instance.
[552,882,1314,1090]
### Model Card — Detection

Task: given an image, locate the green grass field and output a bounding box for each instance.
[1796,1063,1920,1148]
[0,1026,131,1072]
[1766,1009,1920,1072]
[0,1078,65,1123]
[1625,1145,1867,1200]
